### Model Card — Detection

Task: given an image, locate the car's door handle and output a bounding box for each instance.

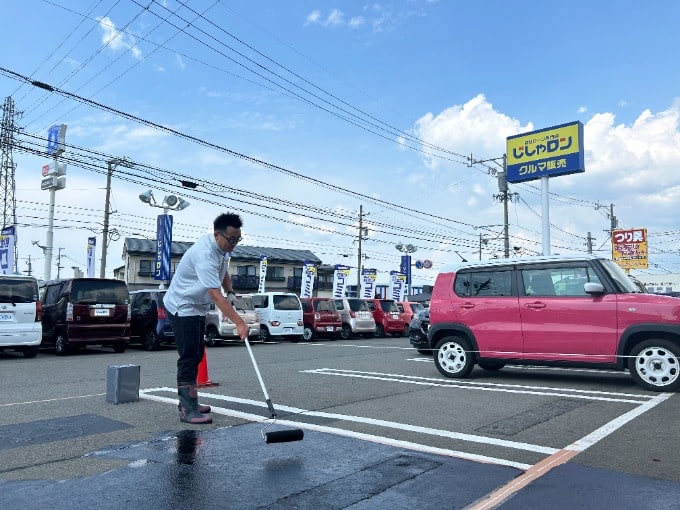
[525,302,546,309]
[459,303,475,309]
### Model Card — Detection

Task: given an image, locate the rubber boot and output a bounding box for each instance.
[177,385,213,424]
[178,402,212,414]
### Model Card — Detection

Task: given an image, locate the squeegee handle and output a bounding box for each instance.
[244,336,277,418]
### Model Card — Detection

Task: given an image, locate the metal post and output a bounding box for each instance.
[357,205,363,297]
[43,154,57,280]
[541,175,550,255]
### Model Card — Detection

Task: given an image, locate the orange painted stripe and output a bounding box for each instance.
[468,449,580,510]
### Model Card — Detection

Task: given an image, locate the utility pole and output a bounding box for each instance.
[0,96,19,273]
[56,247,64,279]
[100,158,132,278]
[586,232,594,253]
[357,205,364,295]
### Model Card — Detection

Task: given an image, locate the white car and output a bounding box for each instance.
[204,293,260,346]
[0,274,42,358]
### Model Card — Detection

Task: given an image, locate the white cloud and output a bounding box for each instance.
[326,9,345,26]
[348,16,366,28]
[578,106,588,113]
[98,16,142,60]
[305,10,322,25]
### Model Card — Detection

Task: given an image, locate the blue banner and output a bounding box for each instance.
[155,214,173,281]
[86,237,96,277]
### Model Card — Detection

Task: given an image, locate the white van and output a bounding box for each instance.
[0,274,42,358]
[250,292,304,342]
[204,293,261,346]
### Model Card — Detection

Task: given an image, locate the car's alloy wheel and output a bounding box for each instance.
[375,324,385,338]
[628,339,680,392]
[434,336,474,378]
[259,326,270,343]
[303,325,314,341]
[55,334,70,356]
[143,331,160,351]
[204,327,219,347]
[340,324,352,340]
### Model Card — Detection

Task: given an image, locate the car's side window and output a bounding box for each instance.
[454,271,512,297]
[522,266,603,297]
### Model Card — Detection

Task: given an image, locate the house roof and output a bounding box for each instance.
[122,238,323,265]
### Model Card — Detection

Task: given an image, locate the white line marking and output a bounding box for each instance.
[139,389,531,470]
[0,393,106,406]
[141,386,555,454]
[303,368,652,403]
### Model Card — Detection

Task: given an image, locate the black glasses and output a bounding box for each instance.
[218,232,242,244]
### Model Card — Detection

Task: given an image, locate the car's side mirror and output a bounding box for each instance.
[584,282,605,295]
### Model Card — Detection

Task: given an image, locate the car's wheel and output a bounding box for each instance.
[112,344,127,353]
[142,330,160,351]
[434,336,475,378]
[340,324,352,340]
[259,326,270,342]
[23,346,39,358]
[204,327,219,347]
[417,349,431,356]
[375,324,385,338]
[55,334,70,356]
[303,325,315,341]
[403,324,410,336]
[628,339,680,392]
[477,360,506,371]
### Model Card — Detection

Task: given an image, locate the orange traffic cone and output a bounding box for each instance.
[197,349,219,388]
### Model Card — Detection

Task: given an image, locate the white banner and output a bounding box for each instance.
[389,271,406,301]
[361,268,377,299]
[258,255,268,293]
[0,226,16,275]
[86,237,96,277]
[300,262,316,298]
[332,264,351,298]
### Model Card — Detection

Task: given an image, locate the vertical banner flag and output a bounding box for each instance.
[389,271,406,301]
[300,262,317,298]
[332,264,351,298]
[0,226,16,275]
[258,255,268,293]
[86,237,96,277]
[155,214,173,281]
[400,255,412,297]
[361,268,377,299]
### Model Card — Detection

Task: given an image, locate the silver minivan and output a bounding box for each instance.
[204,293,261,346]
[333,297,376,340]
[0,274,42,358]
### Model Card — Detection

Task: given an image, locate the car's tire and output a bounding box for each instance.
[628,339,680,392]
[55,334,70,356]
[434,336,475,378]
[303,325,315,341]
[204,327,220,347]
[112,344,127,353]
[417,348,431,356]
[259,326,270,342]
[340,324,352,340]
[23,346,39,358]
[375,324,385,338]
[142,330,160,351]
[477,360,506,371]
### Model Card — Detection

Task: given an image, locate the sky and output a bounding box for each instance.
[1,0,679,289]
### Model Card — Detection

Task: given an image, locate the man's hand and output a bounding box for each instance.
[227,291,237,306]
[236,321,249,341]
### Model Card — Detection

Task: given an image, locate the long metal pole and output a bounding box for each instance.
[357,205,363,297]
[502,154,510,258]
[100,161,113,278]
[43,153,57,280]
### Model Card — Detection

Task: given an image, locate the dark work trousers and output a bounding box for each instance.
[169,313,206,385]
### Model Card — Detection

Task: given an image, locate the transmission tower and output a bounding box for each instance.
[0,96,20,271]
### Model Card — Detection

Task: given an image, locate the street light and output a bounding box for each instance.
[395,243,417,297]
[139,189,190,286]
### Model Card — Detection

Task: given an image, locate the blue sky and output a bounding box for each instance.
[1,0,679,288]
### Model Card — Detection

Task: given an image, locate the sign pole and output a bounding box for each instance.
[541,175,550,255]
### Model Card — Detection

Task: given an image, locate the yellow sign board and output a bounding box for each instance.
[612,228,648,270]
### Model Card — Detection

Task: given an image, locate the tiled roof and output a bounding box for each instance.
[122,238,323,264]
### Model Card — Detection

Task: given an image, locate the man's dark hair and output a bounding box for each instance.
[214,213,243,231]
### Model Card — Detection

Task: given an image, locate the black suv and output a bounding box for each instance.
[129,288,174,350]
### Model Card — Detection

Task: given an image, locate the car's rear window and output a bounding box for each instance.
[333,299,345,311]
[379,300,398,312]
[347,299,369,312]
[0,278,38,303]
[273,295,301,310]
[71,281,129,305]
[314,300,336,312]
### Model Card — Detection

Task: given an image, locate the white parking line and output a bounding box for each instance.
[302,368,653,403]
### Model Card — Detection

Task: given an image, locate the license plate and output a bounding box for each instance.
[391,313,400,319]
[283,327,293,334]
[326,326,334,332]
[0,313,12,321]
[94,309,110,317]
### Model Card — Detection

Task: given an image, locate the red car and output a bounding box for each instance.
[366,298,404,337]
[300,297,342,341]
[396,301,425,335]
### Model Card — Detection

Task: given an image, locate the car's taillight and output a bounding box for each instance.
[349,310,356,318]
[314,312,321,320]
[157,307,166,320]
[35,301,42,321]
[297,319,303,326]
[270,321,280,327]
[66,302,73,322]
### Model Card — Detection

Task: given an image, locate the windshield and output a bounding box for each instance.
[600,259,640,293]
[347,299,369,312]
